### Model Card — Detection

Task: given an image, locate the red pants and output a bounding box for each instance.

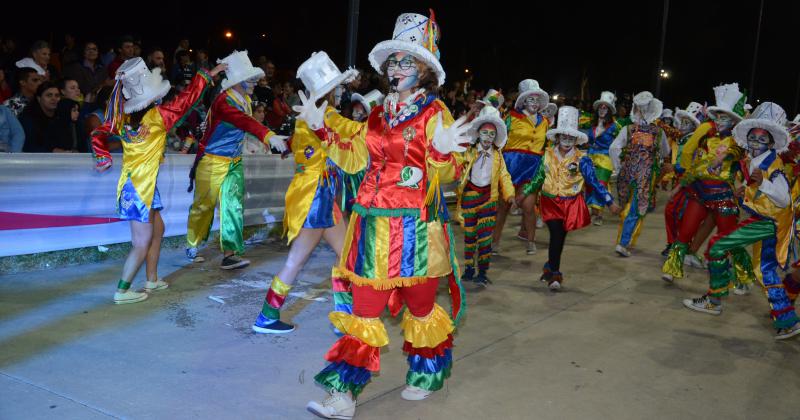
[676,198,738,253]
[353,278,439,318]
[664,187,688,244]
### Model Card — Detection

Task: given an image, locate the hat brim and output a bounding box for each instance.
[369,40,445,86]
[470,115,507,149]
[123,80,171,113]
[733,119,790,153]
[351,92,373,114]
[514,89,550,111]
[592,100,616,115]
[706,107,743,122]
[675,110,701,127]
[546,128,588,145]
[632,98,663,124]
[221,67,265,91]
[310,68,359,103]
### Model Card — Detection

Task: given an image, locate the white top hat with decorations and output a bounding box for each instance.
[478,89,505,109]
[469,106,507,148]
[631,91,663,124]
[369,10,445,86]
[219,50,264,91]
[733,101,790,152]
[675,101,705,127]
[660,108,674,120]
[351,89,385,115]
[296,51,359,103]
[547,106,589,145]
[515,79,549,111]
[593,91,617,114]
[15,57,46,76]
[116,57,171,113]
[707,83,747,121]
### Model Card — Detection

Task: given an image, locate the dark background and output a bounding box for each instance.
[4,0,799,113]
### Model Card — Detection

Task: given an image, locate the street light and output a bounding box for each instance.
[464,68,470,74]
[552,94,560,101]
[224,31,233,39]
[659,69,670,79]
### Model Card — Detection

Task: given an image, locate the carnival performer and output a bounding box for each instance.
[581,91,621,226]
[185,51,288,269]
[661,84,755,288]
[522,106,620,290]
[683,102,800,340]
[251,52,359,334]
[610,91,671,257]
[457,106,514,286]
[494,78,550,255]
[297,11,471,419]
[92,57,225,304]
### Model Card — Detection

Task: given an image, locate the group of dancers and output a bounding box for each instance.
[89,10,800,419]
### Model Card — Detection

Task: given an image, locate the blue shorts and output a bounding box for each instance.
[118,179,163,223]
[302,176,337,229]
[503,151,542,187]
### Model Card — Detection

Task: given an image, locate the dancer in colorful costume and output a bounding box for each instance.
[610,91,671,257]
[683,102,800,340]
[522,106,620,290]
[252,52,359,334]
[494,78,550,255]
[299,11,470,419]
[661,84,755,288]
[581,91,621,226]
[457,105,514,286]
[92,58,224,304]
[185,51,287,269]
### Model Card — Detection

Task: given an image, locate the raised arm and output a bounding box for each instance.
[580,155,614,206]
[90,118,114,170]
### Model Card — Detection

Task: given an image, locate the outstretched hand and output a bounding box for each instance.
[432,114,471,155]
[292,91,326,130]
[268,135,289,153]
[209,63,228,78]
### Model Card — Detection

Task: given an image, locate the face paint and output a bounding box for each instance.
[352,103,367,122]
[524,96,540,114]
[239,80,256,95]
[679,117,696,134]
[386,52,419,92]
[714,113,733,131]
[478,123,496,149]
[559,134,577,151]
[597,104,608,119]
[746,128,772,156]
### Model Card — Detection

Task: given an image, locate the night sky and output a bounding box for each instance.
[6,0,800,114]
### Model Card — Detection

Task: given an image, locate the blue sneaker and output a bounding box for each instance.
[461,266,475,282]
[252,313,295,334]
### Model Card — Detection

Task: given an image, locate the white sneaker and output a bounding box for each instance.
[592,215,603,226]
[144,279,169,292]
[548,280,561,291]
[186,247,205,263]
[682,295,722,315]
[775,323,800,340]
[526,241,537,255]
[661,273,674,283]
[113,290,148,305]
[733,283,751,296]
[615,245,631,257]
[401,385,433,401]
[536,218,545,228]
[307,392,355,419]
[684,253,706,269]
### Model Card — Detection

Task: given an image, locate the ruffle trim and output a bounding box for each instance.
[328,312,389,347]
[339,267,439,291]
[405,366,451,392]
[400,304,455,349]
[407,349,452,374]
[325,335,381,371]
[314,362,370,398]
[403,334,454,358]
[662,242,688,279]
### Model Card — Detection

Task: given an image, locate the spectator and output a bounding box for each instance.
[257,57,275,84]
[284,80,300,109]
[20,81,61,152]
[60,34,79,67]
[107,35,135,78]
[339,70,362,113]
[2,67,43,117]
[29,40,57,79]
[173,38,190,64]
[62,42,108,103]
[51,98,87,152]
[243,102,269,154]
[252,77,273,107]
[267,83,291,129]
[132,40,142,58]
[170,50,195,84]
[195,49,210,70]
[58,78,82,102]
[0,68,12,103]
[0,104,25,152]
[83,85,120,152]
[146,47,167,73]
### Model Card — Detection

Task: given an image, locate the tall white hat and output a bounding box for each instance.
[351,89,385,115]
[296,51,359,103]
[732,101,790,152]
[15,57,46,76]
[593,91,616,114]
[707,83,747,121]
[116,57,171,113]
[546,106,588,144]
[478,89,505,109]
[631,91,663,124]
[369,11,445,86]
[675,101,705,127]
[219,50,264,91]
[660,109,674,120]
[515,79,549,111]
[469,106,507,148]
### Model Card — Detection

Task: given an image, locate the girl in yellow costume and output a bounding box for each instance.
[301,11,471,419]
[92,58,225,304]
[251,52,359,334]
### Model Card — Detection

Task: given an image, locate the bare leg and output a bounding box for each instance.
[322,221,347,261]
[277,228,325,286]
[119,220,154,292]
[689,212,715,254]
[145,210,164,282]
[522,193,537,242]
[493,198,510,248]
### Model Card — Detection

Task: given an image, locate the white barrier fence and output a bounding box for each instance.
[0,153,294,257]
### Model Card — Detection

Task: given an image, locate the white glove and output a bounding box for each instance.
[432,114,470,155]
[268,134,289,153]
[292,90,327,130]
